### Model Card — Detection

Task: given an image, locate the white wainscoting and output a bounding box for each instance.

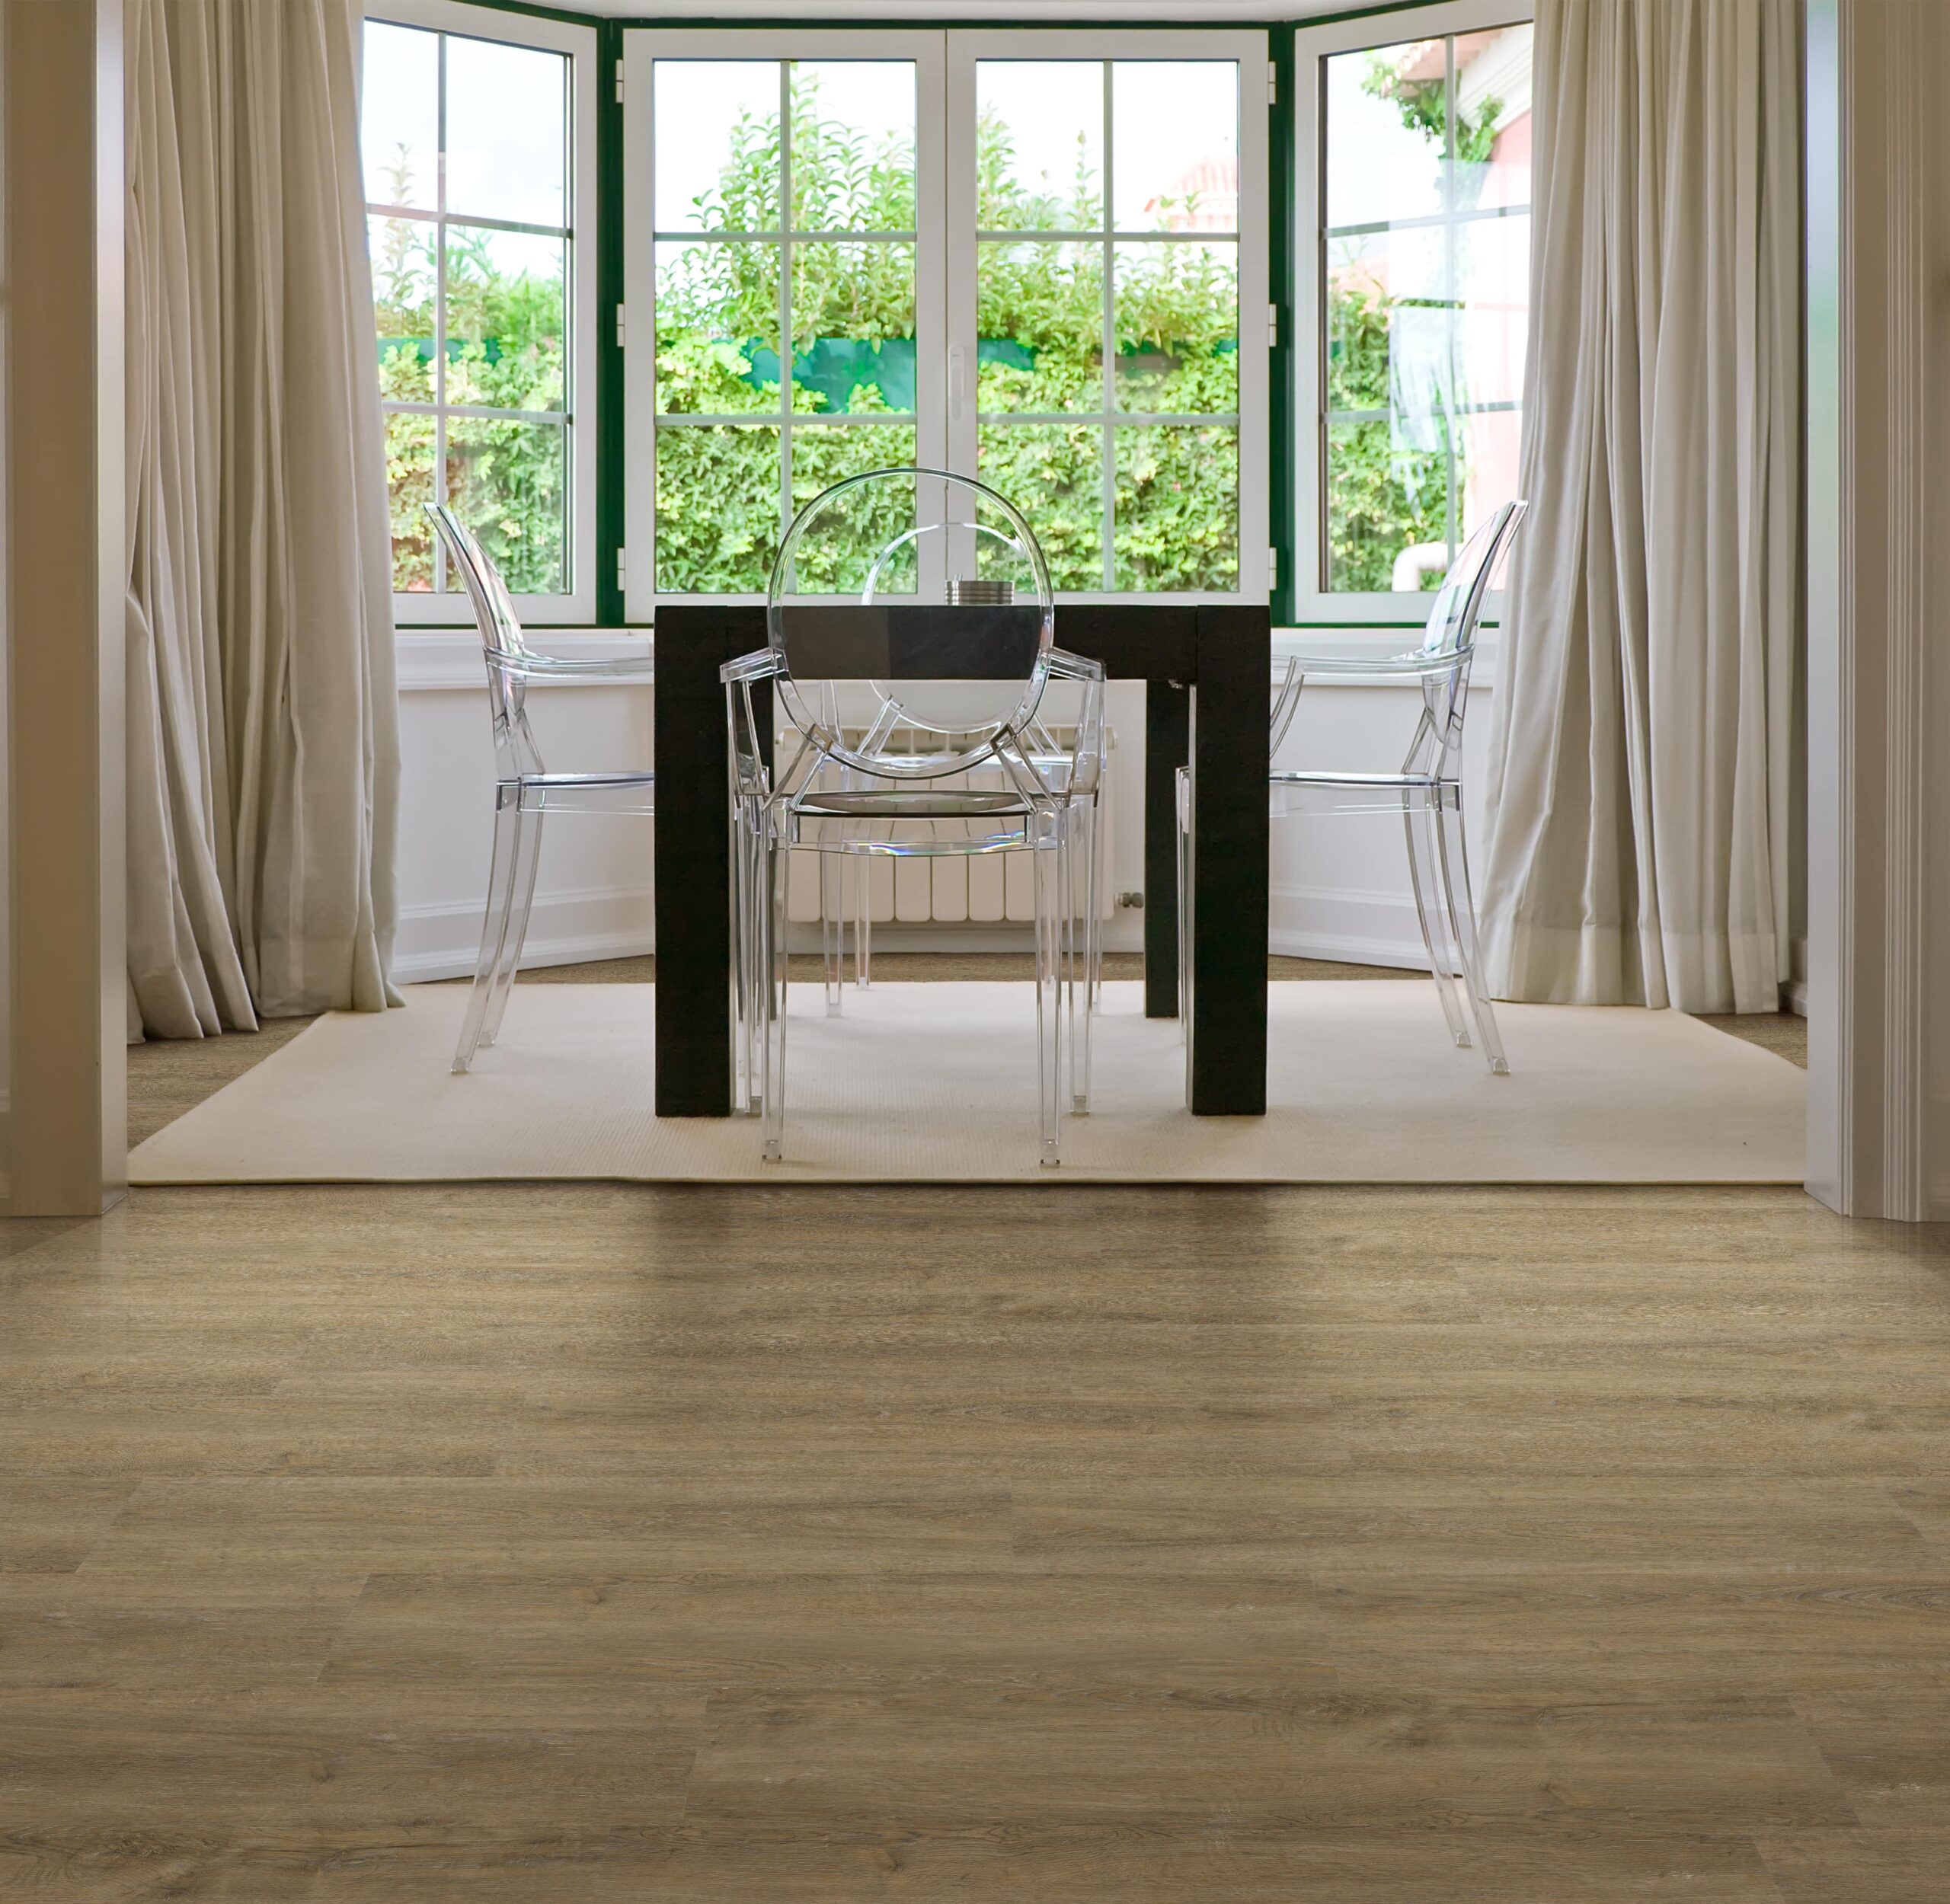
[394,631,1485,981]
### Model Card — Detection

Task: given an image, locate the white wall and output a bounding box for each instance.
[395,632,1469,979]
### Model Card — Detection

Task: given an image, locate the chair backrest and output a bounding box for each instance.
[1417,499,1528,661]
[766,467,1057,780]
[1410,498,1527,766]
[425,503,542,779]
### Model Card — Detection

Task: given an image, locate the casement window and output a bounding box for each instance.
[1292,0,1533,620]
[361,0,598,622]
[622,27,1269,612]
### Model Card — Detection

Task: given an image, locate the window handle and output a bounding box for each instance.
[948,344,968,424]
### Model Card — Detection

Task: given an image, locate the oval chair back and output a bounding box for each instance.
[426,503,542,782]
[765,467,1057,783]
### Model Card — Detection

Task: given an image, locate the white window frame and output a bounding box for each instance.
[366,0,599,626]
[623,25,1268,617]
[947,29,1269,608]
[622,28,948,618]
[1291,0,1533,628]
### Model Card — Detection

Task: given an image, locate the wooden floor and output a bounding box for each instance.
[21,973,1922,1901]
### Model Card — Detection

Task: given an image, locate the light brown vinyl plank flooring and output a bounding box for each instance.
[11,963,1901,1902]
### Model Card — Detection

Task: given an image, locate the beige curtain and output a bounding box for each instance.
[1478,0,1801,1013]
[125,0,399,1038]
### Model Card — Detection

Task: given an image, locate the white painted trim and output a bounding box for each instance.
[366,0,601,625]
[1289,0,1533,625]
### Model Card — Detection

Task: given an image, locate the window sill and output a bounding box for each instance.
[395,629,654,694]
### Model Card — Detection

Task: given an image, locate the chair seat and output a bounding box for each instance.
[1270,769,1446,789]
[516,771,657,814]
[791,787,1033,820]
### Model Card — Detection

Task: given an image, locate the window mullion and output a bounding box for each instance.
[778,59,794,561]
[433,31,449,591]
[1099,59,1114,593]
[1443,32,1457,562]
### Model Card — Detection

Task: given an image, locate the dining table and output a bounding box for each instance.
[651,602,1272,1118]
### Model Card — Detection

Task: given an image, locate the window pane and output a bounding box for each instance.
[1323,39,1446,230]
[655,241,781,416]
[656,423,782,593]
[977,242,1101,414]
[1112,62,1236,233]
[1114,425,1237,591]
[1456,211,1528,408]
[976,62,1101,232]
[447,417,567,595]
[1454,25,1534,212]
[444,229,565,413]
[654,61,779,232]
[1114,242,1236,414]
[384,411,436,592]
[791,62,916,232]
[446,36,567,228]
[362,21,437,209]
[977,423,1103,592]
[791,242,915,414]
[788,427,919,592]
[371,213,435,403]
[1325,416,1448,593]
[1322,24,1532,594]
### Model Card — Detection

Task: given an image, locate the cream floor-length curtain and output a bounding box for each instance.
[126,0,399,1037]
[1478,0,1801,1014]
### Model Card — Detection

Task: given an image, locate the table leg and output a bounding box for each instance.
[1188,604,1270,1115]
[1144,679,1189,1017]
[654,605,766,1117]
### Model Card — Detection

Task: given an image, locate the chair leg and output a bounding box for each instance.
[862,865,871,989]
[820,854,842,1017]
[1069,802,1095,1113]
[1402,795,1469,1049]
[452,791,523,1075]
[731,804,759,1114]
[1088,789,1106,1013]
[481,801,544,1048]
[1175,778,1192,1069]
[761,825,791,1159]
[1033,828,1064,1167]
[1436,794,1510,1075]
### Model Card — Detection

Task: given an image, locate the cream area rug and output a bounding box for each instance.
[127,982,1805,1186]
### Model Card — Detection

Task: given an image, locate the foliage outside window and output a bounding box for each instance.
[649,55,1246,596]
[364,18,576,597]
[1322,24,1531,593]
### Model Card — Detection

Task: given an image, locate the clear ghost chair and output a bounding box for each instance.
[724,468,1104,1165]
[1178,500,1526,1075]
[426,504,656,1075]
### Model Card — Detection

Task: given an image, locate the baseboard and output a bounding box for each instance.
[1782,979,1808,1017]
[392,884,655,983]
[1269,930,1428,971]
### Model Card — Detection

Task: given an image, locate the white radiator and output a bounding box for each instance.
[784,721,1115,926]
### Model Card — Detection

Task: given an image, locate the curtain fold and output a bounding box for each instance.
[1478,0,1801,1014]
[125,0,400,1038]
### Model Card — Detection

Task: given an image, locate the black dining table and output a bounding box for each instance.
[651,602,1271,1118]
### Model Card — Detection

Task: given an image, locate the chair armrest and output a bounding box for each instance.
[1279,649,1462,679]
[486,645,656,682]
[721,647,785,686]
[1048,645,1107,682]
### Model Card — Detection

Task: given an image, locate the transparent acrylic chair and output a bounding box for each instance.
[426,503,656,1075]
[1178,500,1526,1075]
[723,468,1104,1165]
